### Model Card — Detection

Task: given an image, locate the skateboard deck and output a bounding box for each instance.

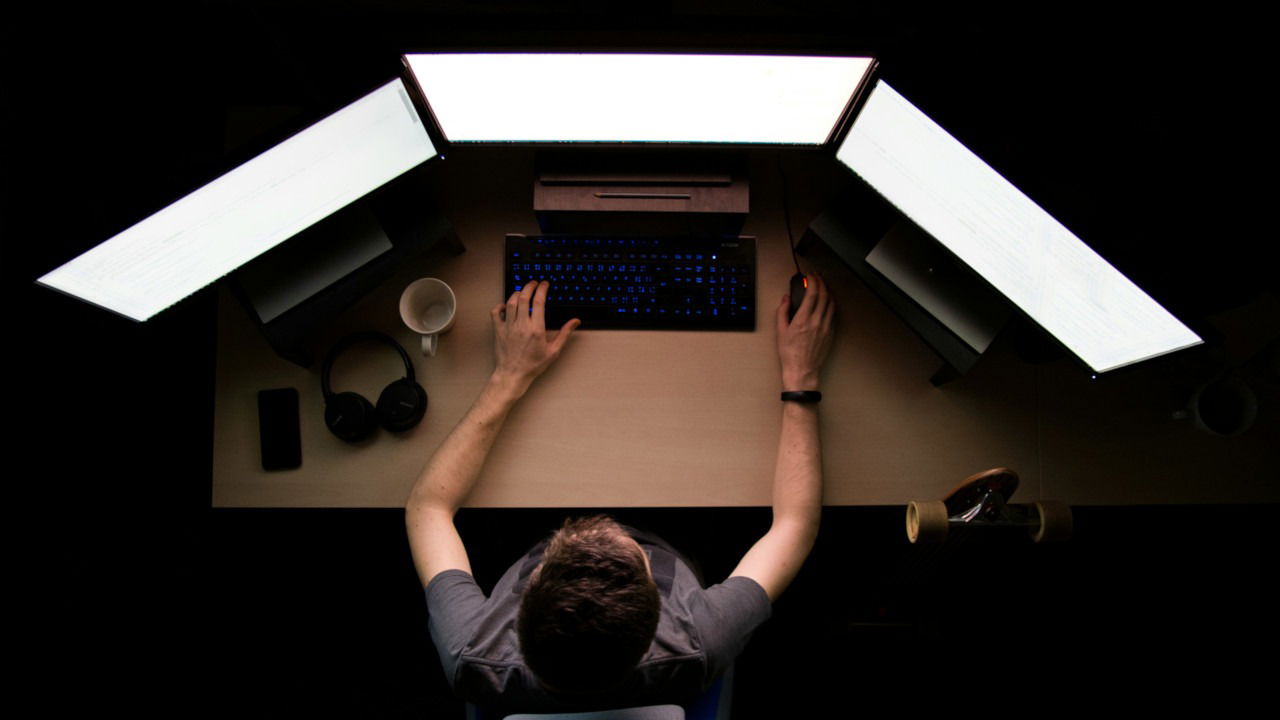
[907,467,1071,544]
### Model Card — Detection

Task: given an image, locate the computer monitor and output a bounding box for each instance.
[402,52,876,147]
[835,79,1202,374]
[38,77,438,322]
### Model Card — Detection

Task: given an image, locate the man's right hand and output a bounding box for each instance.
[776,272,835,390]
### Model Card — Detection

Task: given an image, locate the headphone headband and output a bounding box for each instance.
[321,331,416,399]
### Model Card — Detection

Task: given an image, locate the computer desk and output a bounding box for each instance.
[212,149,1279,508]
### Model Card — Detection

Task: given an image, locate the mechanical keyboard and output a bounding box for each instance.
[504,234,756,330]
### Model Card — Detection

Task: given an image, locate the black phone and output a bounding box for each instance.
[258,388,302,471]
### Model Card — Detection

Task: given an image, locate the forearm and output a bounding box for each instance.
[729,397,824,602]
[406,371,530,516]
[770,400,823,539]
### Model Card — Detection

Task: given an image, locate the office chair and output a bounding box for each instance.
[465,664,733,720]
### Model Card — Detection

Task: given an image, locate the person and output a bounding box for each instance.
[406,273,836,715]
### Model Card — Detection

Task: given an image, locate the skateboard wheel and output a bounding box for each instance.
[906,501,949,544]
[1031,501,1073,543]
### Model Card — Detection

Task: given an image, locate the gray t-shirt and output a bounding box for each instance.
[425,529,771,716]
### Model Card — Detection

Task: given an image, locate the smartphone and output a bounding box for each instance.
[258,388,302,471]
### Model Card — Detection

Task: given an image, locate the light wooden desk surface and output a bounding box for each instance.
[212,150,1279,508]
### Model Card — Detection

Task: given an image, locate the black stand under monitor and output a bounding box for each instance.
[801,198,1011,386]
[227,178,462,368]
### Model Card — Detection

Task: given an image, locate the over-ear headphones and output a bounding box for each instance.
[321,332,427,442]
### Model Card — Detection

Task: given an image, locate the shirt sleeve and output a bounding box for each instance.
[693,576,773,682]
[424,569,488,686]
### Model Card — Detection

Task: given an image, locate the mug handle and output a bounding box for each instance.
[422,333,439,357]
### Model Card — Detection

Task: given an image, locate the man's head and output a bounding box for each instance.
[517,515,660,694]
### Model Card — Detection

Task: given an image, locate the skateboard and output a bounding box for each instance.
[906,467,1072,544]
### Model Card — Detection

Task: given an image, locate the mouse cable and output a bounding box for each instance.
[777,152,802,275]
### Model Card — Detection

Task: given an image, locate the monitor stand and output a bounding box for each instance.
[532,149,749,236]
[227,183,461,368]
[235,203,392,327]
[801,197,1011,386]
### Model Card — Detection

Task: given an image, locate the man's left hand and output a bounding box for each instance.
[491,280,581,392]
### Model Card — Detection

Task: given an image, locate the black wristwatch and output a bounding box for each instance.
[780,390,822,404]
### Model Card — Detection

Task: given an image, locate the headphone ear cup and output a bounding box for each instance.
[326,391,378,442]
[376,379,428,432]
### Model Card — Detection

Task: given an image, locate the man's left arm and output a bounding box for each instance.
[405,281,580,588]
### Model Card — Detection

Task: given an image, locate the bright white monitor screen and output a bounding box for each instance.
[38,78,437,321]
[404,53,874,144]
[837,80,1201,373]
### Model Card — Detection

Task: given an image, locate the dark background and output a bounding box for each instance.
[5,2,1276,716]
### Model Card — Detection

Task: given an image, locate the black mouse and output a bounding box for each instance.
[788,272,807,321]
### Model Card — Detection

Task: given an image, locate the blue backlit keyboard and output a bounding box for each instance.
[504,234,756,330]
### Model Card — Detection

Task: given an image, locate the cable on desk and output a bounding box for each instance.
[777,152,802,276]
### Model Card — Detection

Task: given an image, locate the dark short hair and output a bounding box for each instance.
[517,515,661,693]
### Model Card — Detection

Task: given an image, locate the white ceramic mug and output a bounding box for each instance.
[1172,376,1258,437]
[399,278,457,356]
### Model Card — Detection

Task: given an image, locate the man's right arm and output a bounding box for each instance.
[729,272,834,603]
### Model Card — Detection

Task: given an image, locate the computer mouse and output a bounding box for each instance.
[788,272,807,321]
